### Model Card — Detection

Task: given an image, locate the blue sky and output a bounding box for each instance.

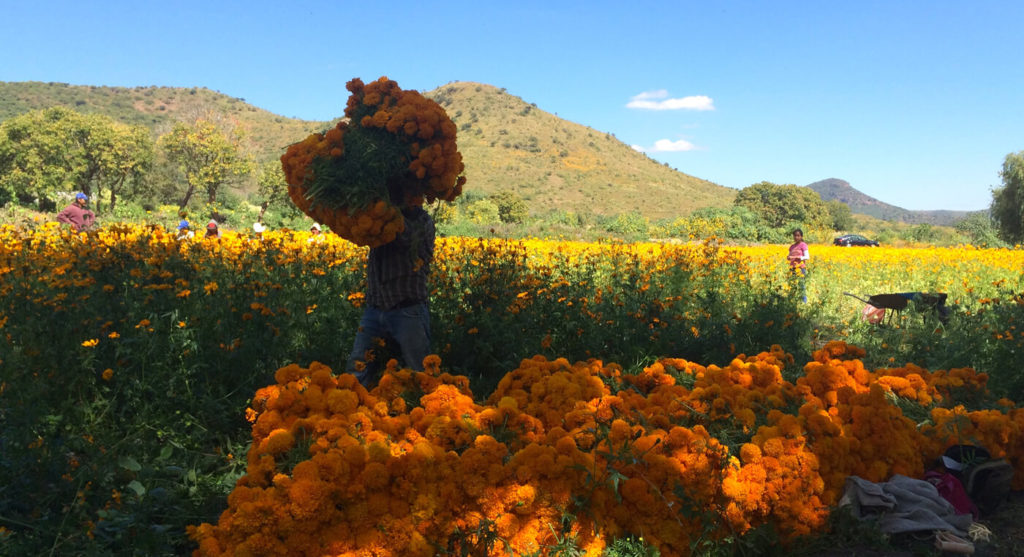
[3,0,1020,211]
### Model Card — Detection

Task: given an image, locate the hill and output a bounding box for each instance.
[0,81,328,162]
[807,178,979,226]
[0,80,735,220]
[425,82,736,219]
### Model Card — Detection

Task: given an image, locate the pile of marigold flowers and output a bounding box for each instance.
[280,76,466,247]
[189,342,1023,556]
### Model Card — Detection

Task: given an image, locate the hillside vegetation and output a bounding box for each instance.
[0,81,326,162]
[0,80,735,219]
[426,82,736,218]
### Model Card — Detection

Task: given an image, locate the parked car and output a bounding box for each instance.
[834,234,879,247]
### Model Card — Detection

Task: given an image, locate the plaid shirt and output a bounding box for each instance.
[365,207,435,310]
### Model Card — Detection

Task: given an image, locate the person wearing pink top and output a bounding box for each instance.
[787,228,809,302]
[56,192,96,232]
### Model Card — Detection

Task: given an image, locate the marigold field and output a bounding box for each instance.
[2,223,1023,556]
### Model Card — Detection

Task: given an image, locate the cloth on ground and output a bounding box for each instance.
[838,475,973,536]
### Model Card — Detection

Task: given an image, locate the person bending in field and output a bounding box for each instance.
[346,204,435,388]
[205,219,222,239]
[56,192,96,232]
[787,228,809,303]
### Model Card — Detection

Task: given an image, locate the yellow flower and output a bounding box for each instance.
[107,331,120,339]
[102,368,114,381]
[82,339,99,347]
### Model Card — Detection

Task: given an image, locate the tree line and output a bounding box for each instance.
[1,106,1021,247]
[0,106,290,223]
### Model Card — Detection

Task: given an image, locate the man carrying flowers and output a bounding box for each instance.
[346,203,435,387]
[280,76,463,386]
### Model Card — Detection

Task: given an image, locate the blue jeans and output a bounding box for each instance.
[346,302,431,387]
[793,267,807,303]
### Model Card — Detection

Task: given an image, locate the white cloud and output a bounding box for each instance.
[631,90,669,101]
[650,139,697,152]
[627,90,714,111]
[630,144,646,152]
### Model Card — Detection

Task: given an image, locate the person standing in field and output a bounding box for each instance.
[252,221,267,241]
[346,205,435,388]
[788,228,810,303]
[175,219,194,240]
[204,220,221,239]
[307,222,326,244]
[56,192,96,232]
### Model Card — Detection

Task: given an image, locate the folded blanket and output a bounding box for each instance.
[838,474,973,536]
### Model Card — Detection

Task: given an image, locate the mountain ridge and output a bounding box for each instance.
[806,178,980,226]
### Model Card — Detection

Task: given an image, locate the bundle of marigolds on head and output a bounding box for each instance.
[281,76,466,247]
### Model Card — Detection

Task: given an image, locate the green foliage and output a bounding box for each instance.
[845,291,1024,400]
[654,206,773,242]
[734,181,831,230]
[158,119,251,210]
[0,82,324,164]
[954,213,1005,248]
[254,159,298,221]
[824,199,854,231]
[903,223,940,243]
[463,198,501,224]
[990,151,1024,244]
[602,211,649,240]
[604,535,661,556]
[0,107,154,212]
[0,231,364,554]
[492,190,529,224]
[431,200,458,225]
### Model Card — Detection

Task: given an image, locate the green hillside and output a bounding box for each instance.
[425,82,736,219]
[0,81,327,161]
[0,80,736,219]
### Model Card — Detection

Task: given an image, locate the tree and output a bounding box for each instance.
[0,107,84,208]
[955,212,1005,248]
[990,151,1024,244]
[491,190,529,224]
[733,181,831,230]
[825,200,855,231]
[74,115,154,212]
[685,206,772,242]
[159,119,250,210]
[0,107,154,211]
[254,159,297,222]
[464,198,500,224]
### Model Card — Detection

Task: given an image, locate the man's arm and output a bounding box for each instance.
[56,207,73,225]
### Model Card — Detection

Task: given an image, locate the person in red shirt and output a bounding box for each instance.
[787,228,809,302]
[56,192,96,232]
[204,220,221,239]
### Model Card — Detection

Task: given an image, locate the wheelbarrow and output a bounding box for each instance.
[844,292,949,325]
